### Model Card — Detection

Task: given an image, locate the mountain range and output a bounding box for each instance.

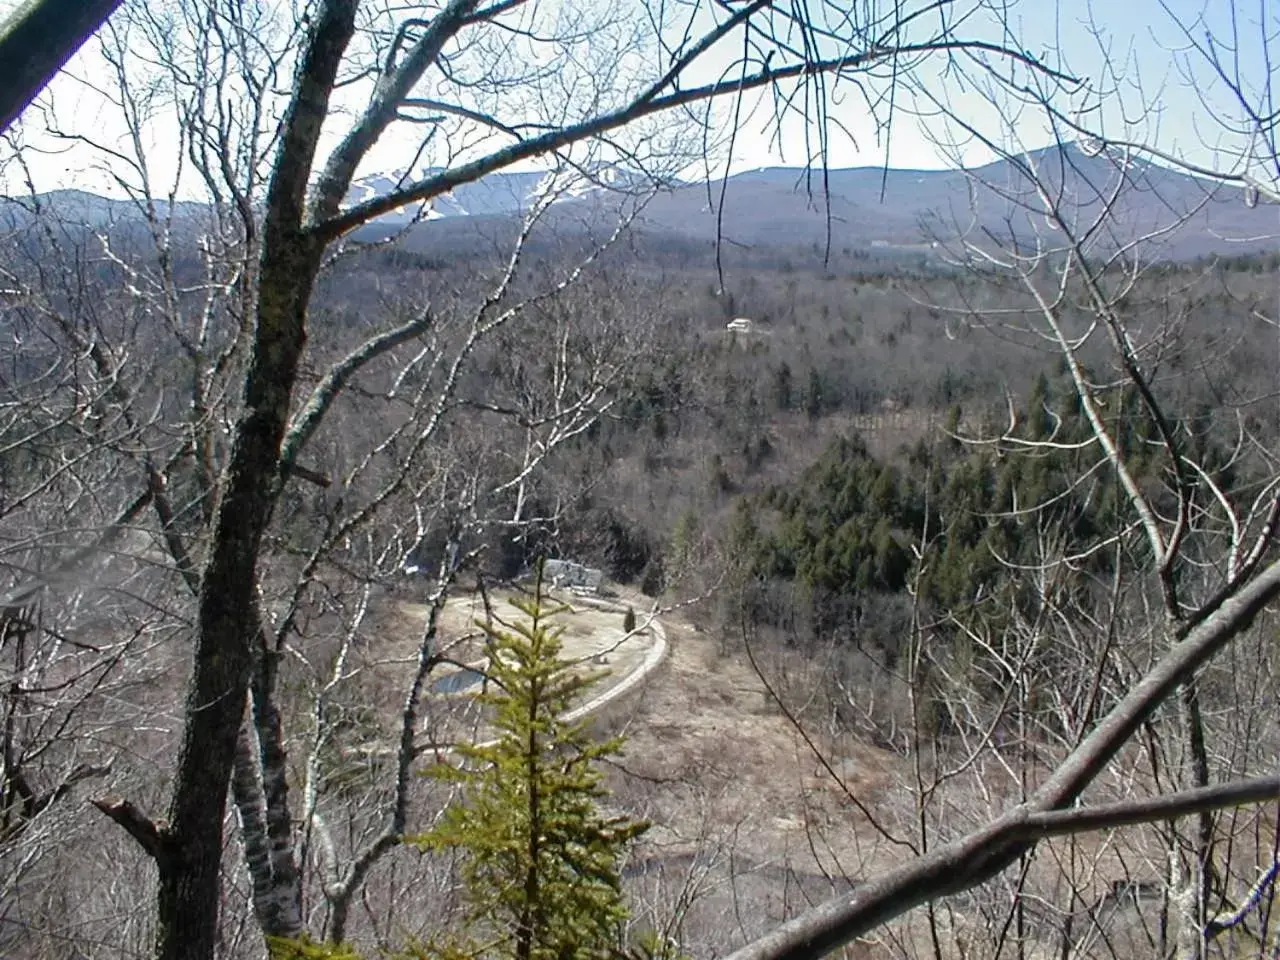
[5,144,1275,262]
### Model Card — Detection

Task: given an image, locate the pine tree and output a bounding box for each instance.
[668,509,699,577]
[413,568,649,960]
[804,366,824,420]
[267,937,362,960]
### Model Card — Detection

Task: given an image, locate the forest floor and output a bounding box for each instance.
[593,592,1207,959]
[382,582,1179,958]
[585,589,919,954]
[388,581,905,879]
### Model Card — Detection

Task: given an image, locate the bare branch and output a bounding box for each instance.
[318,40,1076,240]
[91,795,171,863]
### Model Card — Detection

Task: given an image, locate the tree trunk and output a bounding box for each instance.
[150,1,356,951]
[1178,679,1214,960]
[0,0,123,132]
[157,597,262,960]
[232,644,304,943]
[155,230,323,960]
[252,644,305,939]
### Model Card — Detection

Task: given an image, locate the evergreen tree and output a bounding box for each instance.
[804,366,824,420]
[772,361,793,410]
[267,938,362,960]
[413,570,649,960]
[668,509,699,576]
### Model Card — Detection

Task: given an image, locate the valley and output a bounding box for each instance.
[3,44,1279,957]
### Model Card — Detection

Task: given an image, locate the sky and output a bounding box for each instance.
[0,0,1272,198]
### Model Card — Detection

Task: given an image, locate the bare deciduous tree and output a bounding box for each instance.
[722,6,1280,959]
[17,2,1279,960]
[2,4,1064,956]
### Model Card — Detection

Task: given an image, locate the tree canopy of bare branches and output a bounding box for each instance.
[4,2,1279,960]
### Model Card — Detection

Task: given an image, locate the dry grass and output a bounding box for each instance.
[580,600,922,951]
[355,584,660,751]
[355,587,1280,960]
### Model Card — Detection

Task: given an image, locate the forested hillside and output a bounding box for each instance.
[3,1,1280,960]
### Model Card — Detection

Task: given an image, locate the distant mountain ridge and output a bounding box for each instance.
[628,145,1275,259]
[5,144,1275,261]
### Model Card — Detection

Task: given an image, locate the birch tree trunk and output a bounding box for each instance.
[151,4,355,954]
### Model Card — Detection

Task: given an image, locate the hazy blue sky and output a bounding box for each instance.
[0,0,1271,196]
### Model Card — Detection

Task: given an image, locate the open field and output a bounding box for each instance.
[370,584,664,750]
